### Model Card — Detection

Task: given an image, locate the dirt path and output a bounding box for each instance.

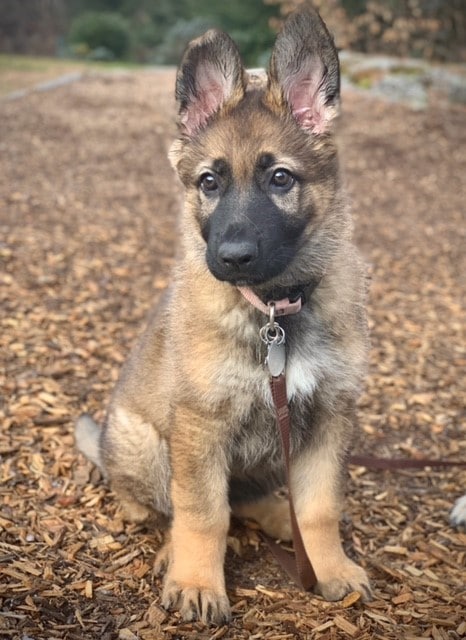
[1,69,465,640]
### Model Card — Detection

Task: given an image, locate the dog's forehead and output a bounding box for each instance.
[195,95,303,176]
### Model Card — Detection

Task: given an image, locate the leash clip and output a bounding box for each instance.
[259,303,286,377]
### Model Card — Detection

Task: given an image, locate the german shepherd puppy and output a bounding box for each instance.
[76,6,371,625]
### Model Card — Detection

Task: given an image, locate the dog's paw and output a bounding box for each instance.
[450,494,466,528]
[233,493,292,541]
[153,537,172,576]
[316,559,372,603]
[120,499,151,524]
[162,579,231,625]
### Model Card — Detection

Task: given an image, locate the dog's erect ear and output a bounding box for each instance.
[176,29,246,137]
[267,6,340,134]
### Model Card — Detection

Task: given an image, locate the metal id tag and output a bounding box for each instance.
[265,339,286,377]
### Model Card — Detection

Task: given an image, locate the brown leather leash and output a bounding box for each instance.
[269,373,317,590]
[238,286,466,591]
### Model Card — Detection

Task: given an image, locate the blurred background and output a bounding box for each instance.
[0,0,465,68]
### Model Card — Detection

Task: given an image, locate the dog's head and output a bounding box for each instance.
[170,7,347,289]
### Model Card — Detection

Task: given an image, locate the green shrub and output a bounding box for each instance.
[153,17,214,65]
[68,12,130,59]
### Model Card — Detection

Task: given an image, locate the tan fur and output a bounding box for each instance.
[76,7,372,626]
[291,415,371,601]
[233,493,292,541]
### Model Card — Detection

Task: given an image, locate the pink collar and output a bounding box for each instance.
[237,286,302,316]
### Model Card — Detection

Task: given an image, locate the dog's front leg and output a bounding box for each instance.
[290,417,372,602]
[161,404,230,625]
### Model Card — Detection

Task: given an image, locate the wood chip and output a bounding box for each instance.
[145,602,167,626]
[118,630,138,640]
[312,620,334,633]
[255,585,285,599]
[391,592,412,605]
[341,591,362,608]
[107,548,142,571]
[84,579,93,599]
[457,622,466,635]
[383,545,408,555]
[333,614,359,636]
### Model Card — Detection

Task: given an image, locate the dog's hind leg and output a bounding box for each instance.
[75,407,171,525]
[233,493,292,541]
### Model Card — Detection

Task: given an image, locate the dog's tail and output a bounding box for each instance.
[75,414,104,471]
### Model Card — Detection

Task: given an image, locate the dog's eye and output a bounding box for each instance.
[270,169,295,191]
[199,173,219,194]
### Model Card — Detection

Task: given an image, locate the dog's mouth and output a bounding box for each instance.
[207,264,285,289]
[209,264,312,302]
[234,278,258,286]
[223,275,267,287]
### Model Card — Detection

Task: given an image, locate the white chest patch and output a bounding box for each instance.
[285,353,319,401]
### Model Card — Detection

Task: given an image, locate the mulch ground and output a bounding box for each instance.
[0,69,465,640]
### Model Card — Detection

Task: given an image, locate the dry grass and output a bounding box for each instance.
[0,69,465,639]
[0,54,143,96]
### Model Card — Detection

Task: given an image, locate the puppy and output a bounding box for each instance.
[76,6,371,625]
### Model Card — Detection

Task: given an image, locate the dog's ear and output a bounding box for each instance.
[267,6,340,135]
[176,29,246,137]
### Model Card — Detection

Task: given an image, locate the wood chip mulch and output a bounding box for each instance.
[1,69,465,640]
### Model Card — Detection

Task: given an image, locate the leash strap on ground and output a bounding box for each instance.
[270,374,317,591]
[349,455,466,470]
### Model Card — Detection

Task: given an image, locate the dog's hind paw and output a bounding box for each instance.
[233,493,292,541]
[450,494,466,528]
[162,579,231,626]
[315,559,372,603]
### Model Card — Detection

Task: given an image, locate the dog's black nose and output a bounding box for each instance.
[218,241,258,268]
